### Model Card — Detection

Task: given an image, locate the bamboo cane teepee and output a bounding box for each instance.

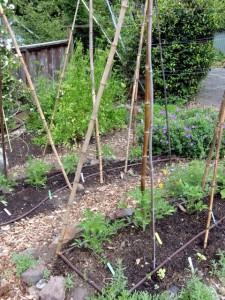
[56,0,128,254]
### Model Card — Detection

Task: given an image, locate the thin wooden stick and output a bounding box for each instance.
[89,0,103,184]
[146,0,156,269]
[3,109,12,152]
[124,0,148,173]
[0,61,7,177]
[56,0,128,255]
[42,0,80,156]
[0,4,72,190]
[204,96,225,248]
[201,95,225,188]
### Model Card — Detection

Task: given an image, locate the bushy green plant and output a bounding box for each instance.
[128,188,176,231]
[211,250,225,284]
[12,252,37,277]
[64,274,75,291]
[72,209,124,255]
[179,275,218,300]
[62,153,78,174]
[101,145,116,161]
[136,105,225,159]
[24,157,52,187]
[0,174,16,191]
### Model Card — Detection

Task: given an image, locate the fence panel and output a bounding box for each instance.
[214,32,225,55]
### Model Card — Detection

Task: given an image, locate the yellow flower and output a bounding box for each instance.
[162,169,167,176]
[158,183,163,188]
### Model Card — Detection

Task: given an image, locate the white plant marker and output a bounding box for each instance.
[3,208,11,216]
[81,173,85,183]
[188,256,195,274]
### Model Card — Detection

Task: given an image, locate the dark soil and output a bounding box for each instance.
[52,194,225,295]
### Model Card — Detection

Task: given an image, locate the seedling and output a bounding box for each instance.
[25,157,52,187]
[157,268,166,280]
[64,274,74,291]
[197,252,207,261]
[62,153,78,174]
[43,269,51,280]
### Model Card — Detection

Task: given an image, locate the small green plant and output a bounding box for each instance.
[197,252,207,261]
[0,174,16,191]
[72,209,124,255]
[43,269,51,280]
[211,250,225,284]
[179,275,218,300]
[0,195,8,206]
[117,200,128,209]
[128,188,175,231]
[129,145,142,162]
[12,252,37,277]
[157,268,166,280]
[25,157,52,187]
[64,274,74,291]
[101,145,116,161]
[62,153,78,174]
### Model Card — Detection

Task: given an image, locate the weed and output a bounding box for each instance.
[179,275,217,300]
[64,274,74,291]
[62,153,78,174]
[117,200,128,209]
[12,252,37,277]
[211,250,225,284]
[43,269,51,280]
[72,209,124,255]
[128,188,175,231]
[25,157,52,187]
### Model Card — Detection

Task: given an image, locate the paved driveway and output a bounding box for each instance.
[196,67,225,107]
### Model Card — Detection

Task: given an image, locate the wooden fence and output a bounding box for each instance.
[18,39,69,84]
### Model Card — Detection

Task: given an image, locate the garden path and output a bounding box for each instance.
[196,67,225,107]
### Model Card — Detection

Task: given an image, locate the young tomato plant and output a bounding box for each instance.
[25,157,52,187]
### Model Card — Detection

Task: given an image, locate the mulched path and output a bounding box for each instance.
[52,193,225,295]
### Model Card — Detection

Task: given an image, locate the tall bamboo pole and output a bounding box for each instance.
[204,99,225,248]
[141,0,151,192]
[0,4,72,190]
[42,0,80,156]
[0,61,7,178]
[201,95,225,188]
[147,0,156,269]
[56,0,128,255]
[89,0,103,184]
[124,0,148,173]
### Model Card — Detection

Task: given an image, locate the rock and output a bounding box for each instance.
[36,279,47,290]
[69,287,89,300]
[120,241,126,249]
[0,279,9,297]
[39,276,65,300]
[49,223,83,248]
[21,261,46,285]
[108,208,134,220]
[218,286,225,296]
[166,285,179,298]
[27,286,40,300]
[77,183,85,192]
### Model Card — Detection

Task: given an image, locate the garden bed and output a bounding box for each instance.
[53,193,225,295]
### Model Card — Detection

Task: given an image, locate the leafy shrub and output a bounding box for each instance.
[136,105,225,159]
[25,157,52,187]
[128,188,176,231]
[62,153,78,174]
[26,42,127,145]
[73,209,124,255]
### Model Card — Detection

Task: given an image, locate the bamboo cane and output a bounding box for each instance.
[124,0,148,173]
[89,0,103,184]
[141,0,151,192]
[42,0,80,156]
[201,95,225,188]
[0,4,72,190]
[147,0,156,269]
[0,61,7,178]
[204,98,225,248]
[56,0,128,255]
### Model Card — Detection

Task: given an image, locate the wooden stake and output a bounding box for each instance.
[0,61,7,178]
[204,93,225,248]
[56,0,128,255]
[42,0,80,156]
[201,95,225,188]
[124,0,148,173]
[0,4,72,190]
[89,0,103,184]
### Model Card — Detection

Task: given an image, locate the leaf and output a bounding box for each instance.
[221,189,225,199]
